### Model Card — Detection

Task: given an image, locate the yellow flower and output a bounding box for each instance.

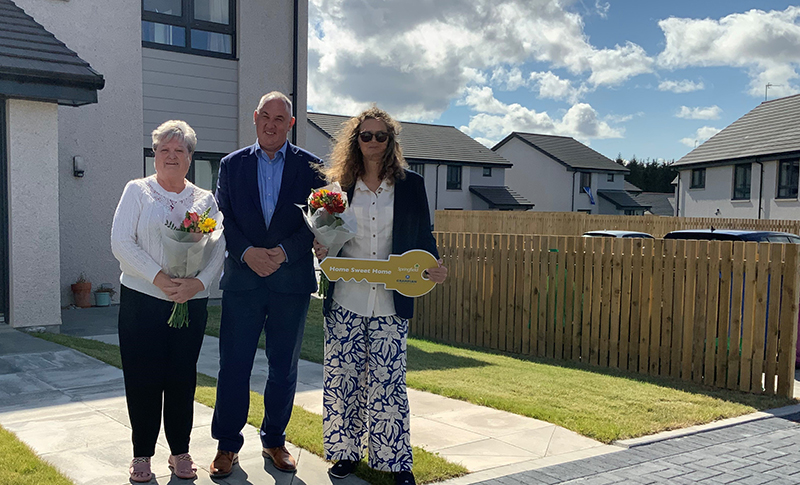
[200,218,217,233]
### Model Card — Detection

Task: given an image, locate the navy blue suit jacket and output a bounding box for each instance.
[216,142,325,294]
[323,170,439,319]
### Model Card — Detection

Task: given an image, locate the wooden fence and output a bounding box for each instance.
[412,233,800,397]
[434,211,800,238]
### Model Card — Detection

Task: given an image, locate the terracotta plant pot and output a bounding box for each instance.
[71,281,92,308]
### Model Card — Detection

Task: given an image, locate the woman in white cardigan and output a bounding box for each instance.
[111,120,225,482]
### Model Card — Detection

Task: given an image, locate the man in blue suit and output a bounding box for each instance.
[210,92,324,477]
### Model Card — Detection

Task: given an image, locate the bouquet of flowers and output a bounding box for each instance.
[297,183,357,295]
[161,207,222,328]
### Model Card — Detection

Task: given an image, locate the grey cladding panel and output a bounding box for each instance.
[142,48,238,153]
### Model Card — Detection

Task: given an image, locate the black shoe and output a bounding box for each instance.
[328,460,357,479]
[394,470,416,485]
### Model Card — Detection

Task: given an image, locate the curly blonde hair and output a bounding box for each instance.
[323,107,408,189]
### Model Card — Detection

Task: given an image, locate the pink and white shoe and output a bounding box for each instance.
[129,457,153,483]
[168,453,198,479]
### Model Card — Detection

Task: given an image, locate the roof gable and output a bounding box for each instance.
[307,112,512,166]
[495,132,628,173]
[675,94,800,166]
[0,0,104,106]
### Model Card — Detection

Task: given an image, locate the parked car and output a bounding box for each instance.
[582,230,654,239]
[663,229,800,243]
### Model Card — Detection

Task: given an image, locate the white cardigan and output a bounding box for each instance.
[110,176,225,301]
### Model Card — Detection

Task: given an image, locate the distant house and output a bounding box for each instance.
[306,113,533,221]
[624,181,676,216]
[493,133,649,215]
[674,93,800,220]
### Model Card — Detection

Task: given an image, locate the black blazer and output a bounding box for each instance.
[323,170,439,319]
[216,142,325,294]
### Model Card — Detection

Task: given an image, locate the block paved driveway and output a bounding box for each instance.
[472,413,800,484]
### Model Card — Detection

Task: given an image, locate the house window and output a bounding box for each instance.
[142,0,235,58]
[408,163,424,176]
[690,168,705,189]
[777,159,799,199]
[579,172,591,190]
[732,164,751,200]
[144,149,222,191]
[447,165,462,190]
[607,174,614,182]
[483,167,492,177]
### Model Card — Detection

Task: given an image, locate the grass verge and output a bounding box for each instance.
[32,332,466,485]
[206,298,797,444]
[0,425,74,485]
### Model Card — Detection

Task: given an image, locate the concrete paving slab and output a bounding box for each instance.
[3,408,132,455]
[494,427,554,456]
[293,388,323,415]
[410,416,486,451]
[31,364,124,391]
[406,388,480,416]
[0,326,65,355]
[0,398,92,425]
[545,426,607,456]
[296,361,323,387]
[0,388,76,413]
[434,437,537,471]
[0,371,56,398]
[425,406,553,438]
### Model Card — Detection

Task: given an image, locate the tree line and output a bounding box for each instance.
[616,155,678,193]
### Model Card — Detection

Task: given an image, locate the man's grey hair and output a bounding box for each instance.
[151,120,197,154]
[256,91,293,116]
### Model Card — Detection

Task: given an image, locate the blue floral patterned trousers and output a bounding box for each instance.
[323,302,412,472]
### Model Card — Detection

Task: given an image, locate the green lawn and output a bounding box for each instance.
[0,425,74,485]
[206,298,796,444]
[31,332,466,485]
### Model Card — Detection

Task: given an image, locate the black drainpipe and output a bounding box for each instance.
[755,160,764,219]
[571,171,576,211]
[675,173,680,217]
[434,163,442,209]
[291,0,299,144]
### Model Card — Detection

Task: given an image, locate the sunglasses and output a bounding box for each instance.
[359,131,389,143]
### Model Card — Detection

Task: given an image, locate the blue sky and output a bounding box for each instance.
[307,1,800,163]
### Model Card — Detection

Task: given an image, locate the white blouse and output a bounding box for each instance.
[333,178,396,317]
[110,175,226,301]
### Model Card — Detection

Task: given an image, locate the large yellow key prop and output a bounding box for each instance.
[320,250,438,298]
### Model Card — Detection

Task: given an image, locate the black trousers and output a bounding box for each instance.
[118,285,208,457]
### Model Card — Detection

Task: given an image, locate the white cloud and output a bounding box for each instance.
[528,71,589,102]
[459,86,622,146]
[676,105,722,120]
[586,42,653,85]
[604,112,641,123]
[490,67,528,91]
[657,7,800,97]
[308,0,653,118]
[680,126,721,147]
[658,79,705,93]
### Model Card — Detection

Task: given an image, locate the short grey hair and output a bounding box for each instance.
[151,120,197,154]
[256,91,293,116]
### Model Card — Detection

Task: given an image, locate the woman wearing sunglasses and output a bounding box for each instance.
[313,107,447,485]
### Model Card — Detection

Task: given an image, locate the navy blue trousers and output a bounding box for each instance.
[211,288,310,452]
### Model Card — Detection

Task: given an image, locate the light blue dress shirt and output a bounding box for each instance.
[241,140,289,263]
[256,140,287,229]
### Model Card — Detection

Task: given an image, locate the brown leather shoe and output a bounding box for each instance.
[262,446,297,472]
[209,450,238,478]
